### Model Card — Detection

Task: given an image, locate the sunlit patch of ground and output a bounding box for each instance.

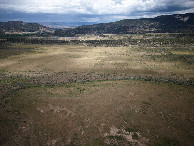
[0,44,193,78]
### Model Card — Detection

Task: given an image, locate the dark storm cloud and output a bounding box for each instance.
[0,0,194,22]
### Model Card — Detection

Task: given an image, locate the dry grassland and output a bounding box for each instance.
[0,35,194,145]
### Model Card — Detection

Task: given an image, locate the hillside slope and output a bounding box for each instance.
[55,13,194,36]
[0,21,52,34]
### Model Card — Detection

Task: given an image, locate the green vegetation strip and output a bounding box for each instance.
[1,72,193,99]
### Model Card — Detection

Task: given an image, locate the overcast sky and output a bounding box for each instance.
[0,0,194,23]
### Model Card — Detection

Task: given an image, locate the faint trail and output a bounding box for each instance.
[30,120,37,146]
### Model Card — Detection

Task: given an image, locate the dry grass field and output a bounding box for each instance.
[0,34,194,146]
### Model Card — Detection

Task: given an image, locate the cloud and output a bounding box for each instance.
[0,0,194,22]
[0,0,194,14]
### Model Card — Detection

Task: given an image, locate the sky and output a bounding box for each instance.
[0,0,194,23]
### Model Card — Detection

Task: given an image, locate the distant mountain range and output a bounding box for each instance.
[1,13,194,36]
[38,22,98,28]
[55,13,194,36]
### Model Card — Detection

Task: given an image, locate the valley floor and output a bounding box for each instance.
[0,34,194,145]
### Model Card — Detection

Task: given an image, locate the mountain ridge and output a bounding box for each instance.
[54,13,194,36]
[0,21,53,34]
[1,13,194,36]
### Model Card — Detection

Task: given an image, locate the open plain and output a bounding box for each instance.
[0,34,194,145]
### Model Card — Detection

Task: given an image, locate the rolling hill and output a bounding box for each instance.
[54,13,194,36]
[1,13,194,36]
[0,21,53,34]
